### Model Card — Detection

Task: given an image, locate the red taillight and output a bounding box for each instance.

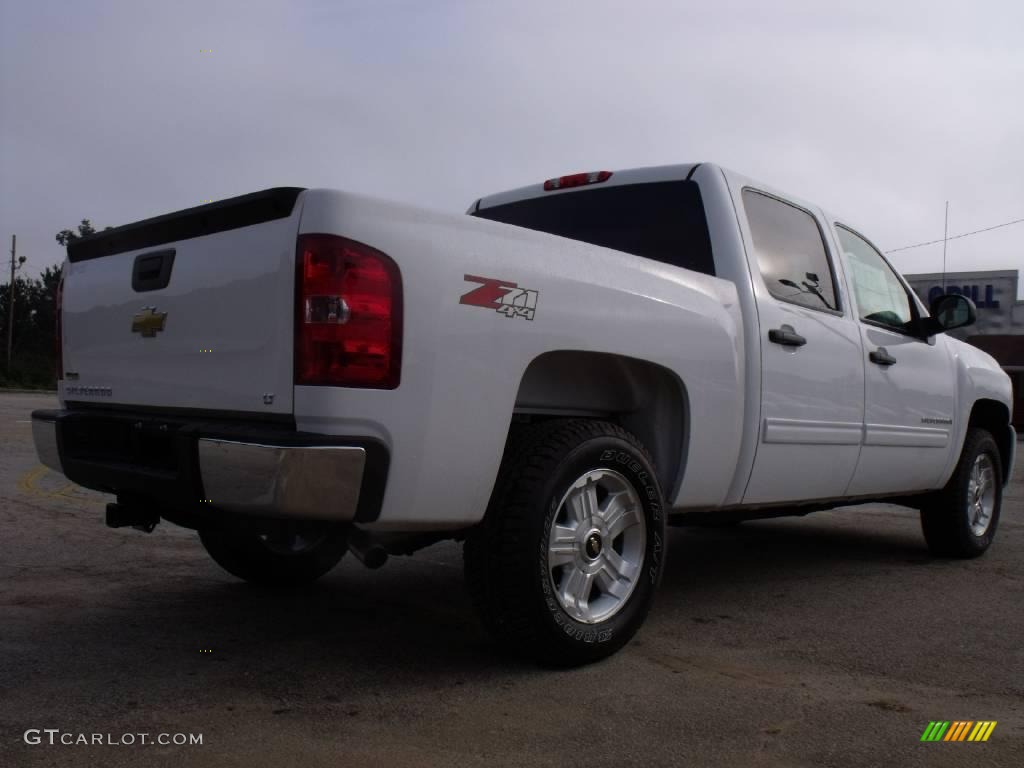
[295,234,402,389]
[542,170,612,191]
[55,271,64,380]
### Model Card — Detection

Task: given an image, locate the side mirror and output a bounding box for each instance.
[921,293,977,336]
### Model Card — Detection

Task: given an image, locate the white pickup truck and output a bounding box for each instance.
[32,163,1015,665]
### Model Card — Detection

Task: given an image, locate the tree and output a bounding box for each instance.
[56,219,112,247]
[0,222,112,387]
[0,271,56,387]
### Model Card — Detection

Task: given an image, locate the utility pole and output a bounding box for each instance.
[6,235,26,374]
[6,235,14,373]
[941,202,949,292]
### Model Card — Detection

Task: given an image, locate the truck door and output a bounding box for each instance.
[832,225,958,495]
[738,189,866,504]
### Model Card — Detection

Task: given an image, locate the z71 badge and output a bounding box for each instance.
[459,274,538,321]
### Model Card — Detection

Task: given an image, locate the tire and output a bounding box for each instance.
[464,419,666,666]
[199,522,349,586]
[920,428,1002,558]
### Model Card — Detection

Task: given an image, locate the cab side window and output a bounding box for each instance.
[836,225,914,332]
[743,189,839,313]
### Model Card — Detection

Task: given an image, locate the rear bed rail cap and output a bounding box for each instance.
[67,187,306,262]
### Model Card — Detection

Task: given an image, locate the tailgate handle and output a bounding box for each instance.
[132,249,175,292]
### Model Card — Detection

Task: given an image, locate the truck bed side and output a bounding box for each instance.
[296,190,745,529]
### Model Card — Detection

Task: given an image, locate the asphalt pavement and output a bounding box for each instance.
[1,391,1021,767]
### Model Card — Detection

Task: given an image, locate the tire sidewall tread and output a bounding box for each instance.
[465,419,666,666]
[921,427,1002,559]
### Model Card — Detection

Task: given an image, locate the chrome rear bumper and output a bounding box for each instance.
[197,439,366,520]
[30,410,387,522]
[32,418,62,473]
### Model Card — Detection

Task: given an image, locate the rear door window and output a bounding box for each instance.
[742,189,840,313]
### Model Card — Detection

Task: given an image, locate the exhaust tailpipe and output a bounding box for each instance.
[105,502,159,533]
[347,527,388,569]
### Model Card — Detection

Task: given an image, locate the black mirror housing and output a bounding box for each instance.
[922,293,977,336]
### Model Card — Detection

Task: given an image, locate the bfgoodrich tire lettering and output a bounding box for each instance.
[464,419,666,666]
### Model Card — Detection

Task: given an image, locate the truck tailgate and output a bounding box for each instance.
[61,188,305,415]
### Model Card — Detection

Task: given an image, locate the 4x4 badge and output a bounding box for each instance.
[459,274,538,321]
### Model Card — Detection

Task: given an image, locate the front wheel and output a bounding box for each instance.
[464,419,666,666]
[920,428,1002,558]
[199,522,349,586]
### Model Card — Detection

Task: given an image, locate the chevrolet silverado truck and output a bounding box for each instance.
[32,163,1016,665]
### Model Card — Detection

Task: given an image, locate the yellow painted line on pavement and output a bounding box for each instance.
[16,465,49,495]
[16,464,80,500]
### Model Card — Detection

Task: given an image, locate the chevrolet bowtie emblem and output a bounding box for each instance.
[132,307,167,337]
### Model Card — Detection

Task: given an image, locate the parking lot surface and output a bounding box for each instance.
[1,391,1021,767]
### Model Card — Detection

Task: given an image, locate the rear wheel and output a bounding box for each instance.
[464,419,666,666]
[920,428,1002,558]
[199,522,348,586]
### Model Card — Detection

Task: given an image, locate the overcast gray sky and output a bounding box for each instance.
[2,0,1022,295]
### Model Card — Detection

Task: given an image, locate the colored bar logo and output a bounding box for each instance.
[920,721,997,742]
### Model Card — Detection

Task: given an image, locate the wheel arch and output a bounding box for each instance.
[512,350,689,500]
[968,398,1013,485]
